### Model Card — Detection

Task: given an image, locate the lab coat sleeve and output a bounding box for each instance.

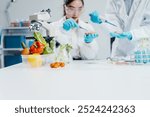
[79,40,99,60]
[78,24,99,60]
[104,0,123,33]
[130,4,150,40]
[46,21,72,44]
[131,25,150,40]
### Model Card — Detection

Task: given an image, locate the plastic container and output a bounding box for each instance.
[22,54,55,67]
[22,21,30,27]
[10,21,20,27]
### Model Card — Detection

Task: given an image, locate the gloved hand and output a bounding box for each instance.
[63,18,79,31]
[84,33,99,43]
[110,32,132,40]
[89,11,102,24]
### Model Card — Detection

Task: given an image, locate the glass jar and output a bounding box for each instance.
[55,44,73,63]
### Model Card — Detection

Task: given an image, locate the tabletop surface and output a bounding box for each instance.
[0,60,150,100]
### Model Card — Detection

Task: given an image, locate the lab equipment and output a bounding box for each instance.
[84,33,98,43]
[108,38,150,65]
[29,21,42,31]
[10,20,30,27]
[63,18,79,31]
[89,11,117,27]
[110,32,132,40]
[29,8,52,37]
[134,49,150,64]
[5,0,17,26]
[79,26,88,31]
[107,57,135,65]
[29,9,51,22]
[103,20,118,27]
[133,38,150,64]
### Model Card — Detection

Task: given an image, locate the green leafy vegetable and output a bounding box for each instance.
[34,32,47,46]
[50,39,55,51]
[43,46,53,54]
[66,44,73,54]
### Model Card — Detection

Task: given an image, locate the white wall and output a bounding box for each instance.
[0,0,64,26]
[0,0,110,59]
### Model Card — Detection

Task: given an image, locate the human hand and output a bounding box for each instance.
[110,32,132,40]
[84,33,99,43]
[63,18,79,31]
[89,11,102,24]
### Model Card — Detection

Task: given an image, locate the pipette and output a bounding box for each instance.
[79,26,88,31]
[103,20,118,27]
[100,16,118,27]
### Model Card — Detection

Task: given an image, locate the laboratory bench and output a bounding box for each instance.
[0,60,150,100]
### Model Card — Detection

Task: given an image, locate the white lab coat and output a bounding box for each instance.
[43,17,99,60]
[105,0,150,57]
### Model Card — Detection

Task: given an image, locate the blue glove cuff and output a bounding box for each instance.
[109,32,132,40]
[128,33,132,40]
[122,32,132,40]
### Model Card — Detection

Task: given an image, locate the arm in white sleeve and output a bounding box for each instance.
[42,20,72,44]
[130,3,150,40]
[78,24,99,60]
[104,0,123,33]
[79,40,99,60]
[131,25,150,40]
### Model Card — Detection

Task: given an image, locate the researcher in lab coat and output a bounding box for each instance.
[89,0,150,57]
[43,0,99,60]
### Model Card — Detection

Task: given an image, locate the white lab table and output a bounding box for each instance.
[0,60,150,100]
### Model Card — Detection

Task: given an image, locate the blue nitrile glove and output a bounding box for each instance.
[110,32,132,40]
[63,18,79,31]
[84,33,99,43]
[89,11,102,24]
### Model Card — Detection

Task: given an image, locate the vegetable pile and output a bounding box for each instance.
[21,32,55,55]
[21,32,73,68]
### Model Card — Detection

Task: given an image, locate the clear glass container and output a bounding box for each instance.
[55,44,73,64]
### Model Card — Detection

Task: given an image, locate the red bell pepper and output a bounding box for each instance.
[29,41,45,54]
